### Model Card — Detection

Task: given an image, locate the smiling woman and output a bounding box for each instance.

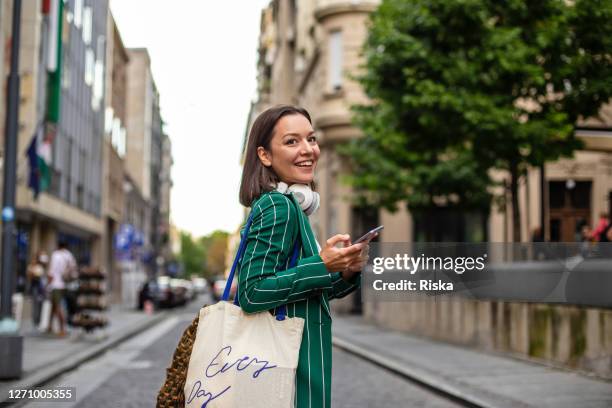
[234,105,371,408]
[158,106,371,407]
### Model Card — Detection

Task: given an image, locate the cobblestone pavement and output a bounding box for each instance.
[331,347,463,408]
[21,299,463,408]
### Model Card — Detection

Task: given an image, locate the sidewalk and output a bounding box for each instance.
[0,304,167,405]
[332,315,612,408]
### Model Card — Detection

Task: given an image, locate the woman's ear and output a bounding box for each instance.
[257,146,272,167]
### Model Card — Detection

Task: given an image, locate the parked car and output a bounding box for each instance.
[211,275,236,301]
[172,278,195,303]
[192,277,209,295]
[138,276,193,309]
[155,276,176,308]
[168,278,189,306]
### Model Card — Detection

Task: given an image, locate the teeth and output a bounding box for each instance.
[296,161,313,167]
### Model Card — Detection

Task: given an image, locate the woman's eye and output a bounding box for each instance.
[308,136,318,143]
[285,139,297,145]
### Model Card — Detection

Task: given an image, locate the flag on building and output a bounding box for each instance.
[46,0,64,123]
[26,124,53,198]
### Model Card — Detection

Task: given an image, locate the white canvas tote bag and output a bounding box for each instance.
[184,211,304,408]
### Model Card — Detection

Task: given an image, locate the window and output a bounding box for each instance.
[328,30,343,90]
[61,48,71,89]
[74,0,83,28]
[413,208,488,242]
[92,59,104,110]
[105,107,114,136]
[82,6,92,44]
[85,48,94,86]
[118,127,127,158]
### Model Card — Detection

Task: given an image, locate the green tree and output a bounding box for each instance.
[178,232,206,277]
[178,230,229,278]
[201,230,229,277]
[345,0,612,241]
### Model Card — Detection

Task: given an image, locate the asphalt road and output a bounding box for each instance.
[23,296,463,408]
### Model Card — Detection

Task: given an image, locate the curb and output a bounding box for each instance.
[332,335,534,408]
[0,311,169,406]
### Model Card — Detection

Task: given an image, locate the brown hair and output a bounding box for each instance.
[239,105,312,207]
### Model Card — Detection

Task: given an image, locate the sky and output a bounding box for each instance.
[110,0,270,237]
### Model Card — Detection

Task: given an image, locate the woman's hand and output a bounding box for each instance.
[319,234,365,273]
[341,244,370,281]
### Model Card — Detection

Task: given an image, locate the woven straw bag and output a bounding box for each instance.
[156,313,200,407]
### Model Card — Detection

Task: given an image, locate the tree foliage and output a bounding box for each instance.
[200,230,229,277]
[344,0,612,240]
[178,232,206,277]
[178,230,229,278]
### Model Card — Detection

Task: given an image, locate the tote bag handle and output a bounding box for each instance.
[222,207,300,321]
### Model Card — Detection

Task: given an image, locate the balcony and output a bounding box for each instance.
[314,0,379,22]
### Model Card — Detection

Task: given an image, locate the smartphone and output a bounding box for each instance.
[353,225,384,244]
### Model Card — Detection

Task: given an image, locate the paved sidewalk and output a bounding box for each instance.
[0,305,167,405]
[332,315,612,408]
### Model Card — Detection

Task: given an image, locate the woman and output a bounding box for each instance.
[237,105,370,408]
[26,251,49,326]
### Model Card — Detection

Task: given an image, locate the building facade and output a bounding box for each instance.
[149,85,163,272]
[159,133,173,262]
[250,0,381,312]
[101,11,128,303]
[0,1,173,308]
[121,47,170,295]
[250,0,612,376]
[0,0,109,290]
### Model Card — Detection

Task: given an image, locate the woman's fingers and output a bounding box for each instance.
[341,243,365,258]
[326,234,350,248]
[321,235,368,272]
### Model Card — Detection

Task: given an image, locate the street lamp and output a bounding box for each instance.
[0,0,24,379]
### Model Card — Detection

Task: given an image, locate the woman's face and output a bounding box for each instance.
[258,114,320,185]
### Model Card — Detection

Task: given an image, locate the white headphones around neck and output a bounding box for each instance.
[275,182,320,216]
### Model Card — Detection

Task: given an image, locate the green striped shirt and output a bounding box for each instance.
[237,191,360,408]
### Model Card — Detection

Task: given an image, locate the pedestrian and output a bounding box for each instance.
[591,212,610,242]
[26,250,48,326]
[47,240,77,336]
[579,224,593,257]
[237,105,371,407]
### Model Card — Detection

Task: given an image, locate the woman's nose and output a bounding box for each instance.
[300,140,313,155]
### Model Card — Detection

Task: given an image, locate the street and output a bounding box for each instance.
[19,296,463,408]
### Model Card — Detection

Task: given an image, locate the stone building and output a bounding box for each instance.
[250,0,382,312]
[101,11,128,303]
[159,133,173,262]
[250,0,612,377]
[122,47,169,298]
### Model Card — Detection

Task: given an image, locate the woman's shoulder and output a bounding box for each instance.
[251,191,298,220]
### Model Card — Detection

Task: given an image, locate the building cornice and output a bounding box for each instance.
[314,2,378,22]
[576,127,612,152]
[316,112,352,129]
[315,112,364,146]
[16,185,104,236]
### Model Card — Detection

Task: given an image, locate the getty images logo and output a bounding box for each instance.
[372,253,488,275]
